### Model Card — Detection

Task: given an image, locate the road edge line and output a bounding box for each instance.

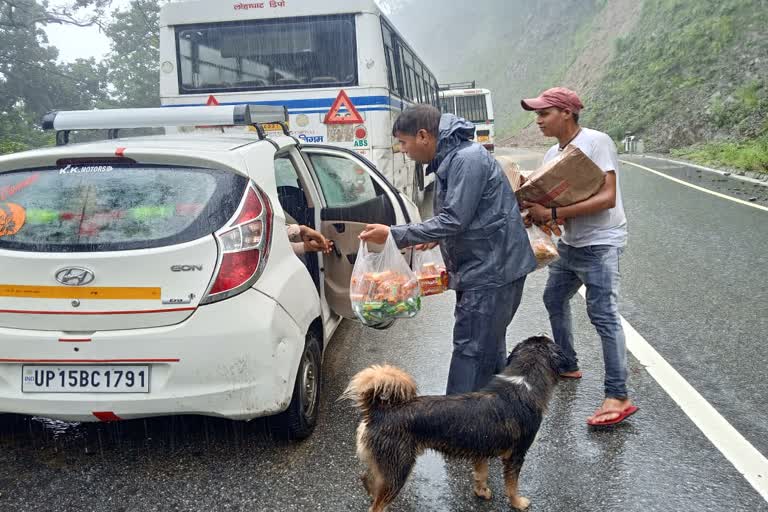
[577,287,768,501]
[637,155,768,186]
[620,159,768,212]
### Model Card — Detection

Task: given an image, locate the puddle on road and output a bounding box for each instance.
[406,450,454,510]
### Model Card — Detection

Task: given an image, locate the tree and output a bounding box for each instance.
[0,0,112,29]
[0,0,110,153]
[103,0,164,108]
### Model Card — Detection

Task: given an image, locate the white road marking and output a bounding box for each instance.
[620,159,768,212]
[578,286,768,501]
[637,155,768,187]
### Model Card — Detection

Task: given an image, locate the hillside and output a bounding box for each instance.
[388,0,768,170]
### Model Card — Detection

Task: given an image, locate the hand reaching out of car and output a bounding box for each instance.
[300,225,333,254]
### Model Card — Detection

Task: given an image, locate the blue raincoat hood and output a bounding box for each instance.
[391,114,537,290]
[430,114,476,173]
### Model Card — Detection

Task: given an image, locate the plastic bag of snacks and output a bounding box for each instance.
[350,235,421,326]
[412,245,449,296]
[527,224,559,270]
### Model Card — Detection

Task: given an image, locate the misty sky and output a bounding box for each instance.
[45,0,392,63]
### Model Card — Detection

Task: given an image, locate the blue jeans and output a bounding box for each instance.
[543,242,628,399]
[446,277,527,395]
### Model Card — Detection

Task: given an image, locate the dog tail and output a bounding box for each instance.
[341,364,418,415]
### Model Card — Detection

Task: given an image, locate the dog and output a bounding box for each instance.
[342,335,564,511]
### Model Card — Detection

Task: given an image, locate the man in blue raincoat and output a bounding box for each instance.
[360,105,537,394]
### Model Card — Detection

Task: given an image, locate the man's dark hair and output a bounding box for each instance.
[392,105,441,137]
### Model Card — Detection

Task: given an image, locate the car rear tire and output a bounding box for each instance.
[269,331,322,441]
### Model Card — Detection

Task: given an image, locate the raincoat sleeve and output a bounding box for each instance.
[390,155,486,248]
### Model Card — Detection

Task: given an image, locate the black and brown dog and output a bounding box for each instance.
[342,335,564,511]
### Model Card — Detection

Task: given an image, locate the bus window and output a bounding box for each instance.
[440,96,455,114]
[422,78,431,105]
[381,23,396,93]
[456,95,489,123]
[176,15,358,92]
[415,75,423,103]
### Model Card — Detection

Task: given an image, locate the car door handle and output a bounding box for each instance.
[332,223,346,233]
[328,241,341,258]
[347,254,356,265]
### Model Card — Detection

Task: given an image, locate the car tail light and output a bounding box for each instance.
[201,183,273,304]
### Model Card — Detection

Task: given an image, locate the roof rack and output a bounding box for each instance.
[438,81,477,91]
[41,104,290,146]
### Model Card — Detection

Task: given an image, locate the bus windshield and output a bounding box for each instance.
[176,15,357,93]
[441,94,490,123]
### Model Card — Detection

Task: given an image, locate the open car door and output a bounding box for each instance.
[300,146,418,319]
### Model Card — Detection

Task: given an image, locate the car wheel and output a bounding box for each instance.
[269,331,322,441]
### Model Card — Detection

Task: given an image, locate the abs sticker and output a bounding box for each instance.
[354,125,369,148]
[0,202,26,237]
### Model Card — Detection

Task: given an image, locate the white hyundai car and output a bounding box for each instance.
[0,105,420,439]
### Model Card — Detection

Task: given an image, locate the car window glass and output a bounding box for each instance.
[308,154,378,207]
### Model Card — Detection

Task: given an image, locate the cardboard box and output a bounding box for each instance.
[515,145,605,207]
[496,155,532,192]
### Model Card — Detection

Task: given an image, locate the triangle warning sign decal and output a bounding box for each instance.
[323,90,364,124]
[206,95,220,106]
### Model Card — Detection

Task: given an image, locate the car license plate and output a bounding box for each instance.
[22,365,150,393]
[477,135,489,143]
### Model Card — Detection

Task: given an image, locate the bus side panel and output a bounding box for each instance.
[159,26,179,97]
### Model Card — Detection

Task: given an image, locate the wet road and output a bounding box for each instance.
[0,149,766,511]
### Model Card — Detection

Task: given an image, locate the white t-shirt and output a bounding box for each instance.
[542,127,627,248]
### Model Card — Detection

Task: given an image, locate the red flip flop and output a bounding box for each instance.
[559,370,583,379]
[587,405,639,426]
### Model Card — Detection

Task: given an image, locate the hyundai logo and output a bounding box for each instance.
[55,267,95,286]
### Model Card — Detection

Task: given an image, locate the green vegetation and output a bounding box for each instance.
[0,0,163,156]
[671,135,768,174]
[586,0,768,151]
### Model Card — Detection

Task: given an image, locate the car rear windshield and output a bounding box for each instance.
[0,163,247,252]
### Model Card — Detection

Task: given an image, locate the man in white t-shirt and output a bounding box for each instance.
[520,87,637,427]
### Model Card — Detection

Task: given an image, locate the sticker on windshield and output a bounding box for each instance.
[26,209,59,224]
[58,164,114,176]
[0,202,26,237]
[0,173,40,201]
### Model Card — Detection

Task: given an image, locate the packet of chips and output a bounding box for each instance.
[412,245,449,296]
[527,224,559,270]
[350,235,421,326]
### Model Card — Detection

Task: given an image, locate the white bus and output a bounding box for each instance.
[158,0,439,202]
[439,83,496,153]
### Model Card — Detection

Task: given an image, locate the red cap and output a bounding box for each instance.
[521,87,584,114]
